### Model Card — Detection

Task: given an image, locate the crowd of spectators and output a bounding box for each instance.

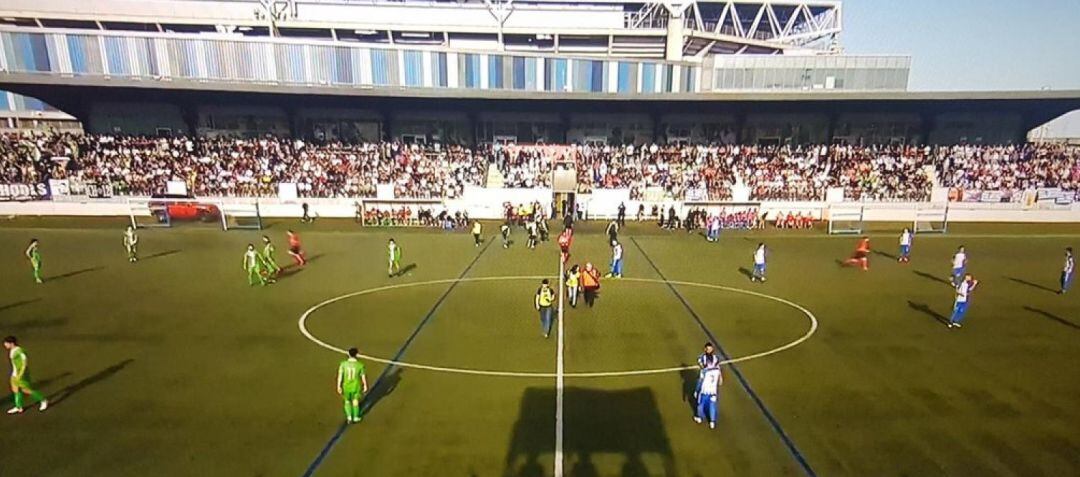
[3,132,1078,202]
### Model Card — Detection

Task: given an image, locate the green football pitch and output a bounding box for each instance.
[1,217,1078,477]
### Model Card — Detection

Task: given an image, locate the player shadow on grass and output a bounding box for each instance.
[736,267,754,280]
[1,371,73,404]
[679,364,698,414]
[47,266,105,283]
[907,301,950,326]
[1006,277,1058,294]
[912,270,952,286]
[141,249,182,261]
[872,250,899,260]
[48,358,135,407]
[0,297,42,313]
[359,366,402,417]
[1022,306,1080,331]
[392,263,418,277]
[3,316,68,332]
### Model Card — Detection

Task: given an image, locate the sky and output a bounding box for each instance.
[842,0,1080,91]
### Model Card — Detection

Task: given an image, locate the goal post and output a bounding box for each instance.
[913,204,949,234]
[127,197,262,231]
[826,204,865,235]
[358,198,446,227]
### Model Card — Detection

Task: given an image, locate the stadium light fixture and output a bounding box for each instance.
[354,29,377,35]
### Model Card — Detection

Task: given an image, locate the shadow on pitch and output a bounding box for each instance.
[359,366,403,417]
[907,301,950,326]
[872,250,899,260]
[913,270,951,286]
[504,387,676,477]
[1023,306,1080,331]
[48,358,135,406]
[47,266,104,283]
[3,316,68,332]
[394,263,418,277]
[679,364,698,414]
[1,371,73,403]
[1006,277,1058,294]
[142,249,182,261]
[0,297,42,313]
[737,267,754,280]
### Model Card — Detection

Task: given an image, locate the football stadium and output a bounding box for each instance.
[1,1,1079,476]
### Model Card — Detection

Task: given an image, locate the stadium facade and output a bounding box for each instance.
[0,0,1077,144]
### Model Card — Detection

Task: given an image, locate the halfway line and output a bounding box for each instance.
[300,237,494,477]
[630,237,818,477]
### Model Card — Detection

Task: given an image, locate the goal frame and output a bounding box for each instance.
[826,204,865,235]
[913,204,949,234]
[127,197,263,231]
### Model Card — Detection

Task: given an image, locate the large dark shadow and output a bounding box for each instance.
[504,387,676,477]
[872,249,898,260]
[142,249,182,261]
[49,359,134,406]
[305,253,326,265]
[736,267,754,280]
[1023,306,1080,331]
[907,301,950,326]
[359,366,403,417]
[47,266,104,283]
[1006,277,1058,294]
[0,298,42,313]
[913,270,951,285]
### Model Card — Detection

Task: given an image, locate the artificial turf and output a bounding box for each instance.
[0,217,1077,476]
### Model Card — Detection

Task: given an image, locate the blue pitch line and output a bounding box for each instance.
[301,237,495,477]
[630,237,818,477]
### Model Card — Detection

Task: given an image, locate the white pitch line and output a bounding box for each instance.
[297,275,819,378]
[554,260,565,477]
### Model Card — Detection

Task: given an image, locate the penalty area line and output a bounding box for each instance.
[300,237,495,477]
[630,237,818,477]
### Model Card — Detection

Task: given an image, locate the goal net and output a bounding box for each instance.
[358,199,447,227]
[913,204,948,234]
[127,197,262,231]
[826,204,864,235]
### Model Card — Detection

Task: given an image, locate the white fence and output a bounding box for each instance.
[4,191,1080,223]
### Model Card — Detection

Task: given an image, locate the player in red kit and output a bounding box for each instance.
[842,236,871,271]
[287,230,307,266]
[558,227,573,264]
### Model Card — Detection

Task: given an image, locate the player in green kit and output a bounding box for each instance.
[387,238,401,277]
[124,226,139,263]
[5,336,48,414]
[261,236,281,277]
[25,239,42,283]
[336,347,368,423]
[243,244,268,286]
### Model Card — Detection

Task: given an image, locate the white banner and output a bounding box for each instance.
[166,180,188,196]
[376,184,395,200]
[278,183,298,201]
[48,179,71,197]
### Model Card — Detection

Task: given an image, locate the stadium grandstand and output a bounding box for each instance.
[0,1,1079,476]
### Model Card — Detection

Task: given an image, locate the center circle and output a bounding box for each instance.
[298,276,818,378]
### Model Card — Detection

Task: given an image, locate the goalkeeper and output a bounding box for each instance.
[261,236,282,276]
[243,244,269,286]
[123,226,139,263]
[336,347,369,424]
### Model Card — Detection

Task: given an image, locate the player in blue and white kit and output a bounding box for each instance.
[948,273,978,328]
[898,228,912,263]
[951,246,967,286]
[1060,247,1074,295]
[751,243,767,282]
[694,343,720,396]
[607,240,624,279]
[694,367,722,428]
